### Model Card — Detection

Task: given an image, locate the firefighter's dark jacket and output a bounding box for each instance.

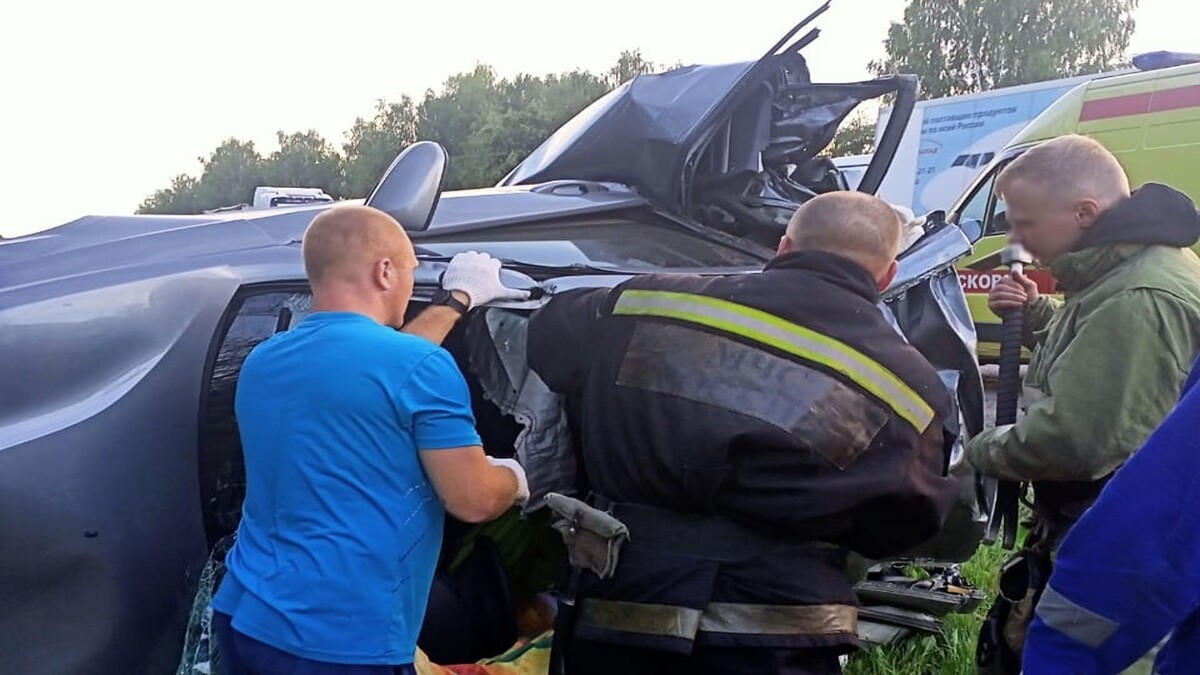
[527,250,958,652]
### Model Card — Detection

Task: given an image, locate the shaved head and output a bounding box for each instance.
[997,134,1130,210]
[995,134,1131,263]
[302,205,418,327]
[781,192,903,282]
[303,205,415,286]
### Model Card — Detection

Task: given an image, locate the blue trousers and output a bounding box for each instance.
[213,612,417,675]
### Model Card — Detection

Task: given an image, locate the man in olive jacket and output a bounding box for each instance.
[968,134,1200,674]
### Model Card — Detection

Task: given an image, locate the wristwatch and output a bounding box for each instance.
[431,288,470,315]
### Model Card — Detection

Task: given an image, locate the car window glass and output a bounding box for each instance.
[200,289,311,546]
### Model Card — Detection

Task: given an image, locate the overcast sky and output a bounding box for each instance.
[0,0,1188,237]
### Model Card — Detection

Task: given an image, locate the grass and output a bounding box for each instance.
[844,539,1013,675]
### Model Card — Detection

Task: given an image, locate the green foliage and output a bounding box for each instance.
[138,51,676,214]
[262,130,346,198]
[825,112,877,158]
[342,97,420,198]
[845,508,1033,673]
[417,65,611,189]
[845,539,1011,675]
[870,0,1138,99]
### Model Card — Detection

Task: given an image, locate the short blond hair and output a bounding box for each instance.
[785,192,902,274]
[997,134,1130,207]
[301,205,413,285]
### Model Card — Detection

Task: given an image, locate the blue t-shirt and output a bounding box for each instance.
[212,311,481,665]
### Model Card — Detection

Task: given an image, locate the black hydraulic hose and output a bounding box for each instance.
[993,300,1026,550]
[996,305,1024,427]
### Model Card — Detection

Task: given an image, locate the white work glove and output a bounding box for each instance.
[441,251,532,310]
[487,456,530,505]
[889,203,926,253]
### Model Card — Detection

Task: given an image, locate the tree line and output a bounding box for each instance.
[139,0,1137,215]
[137,52,671,214]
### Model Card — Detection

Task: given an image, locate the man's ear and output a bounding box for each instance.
[876,259,899,292]
[1076,197,1104,229]
[374,258,394,291]
[777,235,792,256]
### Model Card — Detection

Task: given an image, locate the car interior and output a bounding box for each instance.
[686,54,905,248]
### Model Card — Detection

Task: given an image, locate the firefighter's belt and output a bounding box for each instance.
[608,501,841,561]
[577,598,858,640]
[546,493,629,580]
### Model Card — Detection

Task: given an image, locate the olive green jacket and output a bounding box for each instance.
[967,243,1200,483]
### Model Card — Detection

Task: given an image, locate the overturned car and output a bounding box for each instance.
[0,7,990,674]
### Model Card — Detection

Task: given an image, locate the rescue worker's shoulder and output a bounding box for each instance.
[871,325,956,432]
[532,272,711,325]
[1094,245,1200,305]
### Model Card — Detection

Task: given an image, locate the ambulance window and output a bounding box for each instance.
[984,158,1016,236]
[959,172,995,225]
[988,193,1010,235]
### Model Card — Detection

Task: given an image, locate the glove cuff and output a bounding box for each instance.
[487,456,530,505]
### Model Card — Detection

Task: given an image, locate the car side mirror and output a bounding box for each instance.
[364,141,449,232]
[958,218,983,243]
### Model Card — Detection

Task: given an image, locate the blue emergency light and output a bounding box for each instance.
[1132,51,1200,71]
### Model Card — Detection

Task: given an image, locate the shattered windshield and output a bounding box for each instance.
[416,219,766,271]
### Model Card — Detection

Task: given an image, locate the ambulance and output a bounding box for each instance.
[945,51,1200,360]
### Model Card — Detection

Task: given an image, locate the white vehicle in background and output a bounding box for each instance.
[831,153,872,190]
[205,187,336,213]
[252,187,335,209]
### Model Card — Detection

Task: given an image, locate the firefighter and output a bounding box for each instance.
[527,191,959,674]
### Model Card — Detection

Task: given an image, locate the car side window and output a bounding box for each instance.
[199,288,312,547]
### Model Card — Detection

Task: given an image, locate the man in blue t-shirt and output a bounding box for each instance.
[212,205,532,674]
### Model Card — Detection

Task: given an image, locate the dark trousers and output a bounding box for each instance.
[213,612,417,675]
[564,636,843,675]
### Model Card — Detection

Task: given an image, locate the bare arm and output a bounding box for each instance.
[419,445,521,523]
[401,290,470,346]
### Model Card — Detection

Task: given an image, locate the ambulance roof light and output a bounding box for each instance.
[1132,51,1200,72]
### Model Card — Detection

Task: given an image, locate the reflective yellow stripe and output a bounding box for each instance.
[578,599,701,640]
[612,290,935,432]
[577,598,857,638]
[700,602,857,636]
